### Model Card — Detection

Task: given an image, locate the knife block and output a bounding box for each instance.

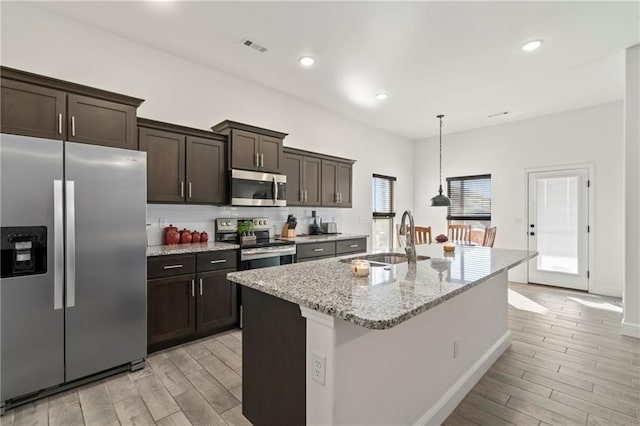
[281,224,297,238]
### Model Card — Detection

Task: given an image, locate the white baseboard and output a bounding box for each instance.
[416,330,512,426]
[589,286,623,298]
[621,321,640,338]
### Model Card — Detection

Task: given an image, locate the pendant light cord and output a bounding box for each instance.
[437,114,444,190]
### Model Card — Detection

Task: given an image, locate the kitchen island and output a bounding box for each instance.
[227,244,535,425]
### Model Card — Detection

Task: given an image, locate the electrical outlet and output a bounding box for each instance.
[311,352,326,386]
[453,339,460,359]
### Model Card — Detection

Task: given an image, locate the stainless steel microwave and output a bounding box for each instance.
[230,169,287,207]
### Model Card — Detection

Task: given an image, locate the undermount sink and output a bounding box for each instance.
[341,253,430,266]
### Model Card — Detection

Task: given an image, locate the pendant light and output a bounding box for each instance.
[430,114,451,207]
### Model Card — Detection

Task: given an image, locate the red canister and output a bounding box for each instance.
[191,230,201,243]
[200,231,209,243]
[164,225,180,245]
[180,229,192,244]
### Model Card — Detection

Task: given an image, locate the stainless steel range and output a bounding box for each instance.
[215,218,296,270]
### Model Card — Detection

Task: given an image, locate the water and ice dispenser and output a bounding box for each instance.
[0,226,47,278]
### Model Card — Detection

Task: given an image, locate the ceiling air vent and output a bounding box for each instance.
[242,38,268,53]
[487,111,510,118]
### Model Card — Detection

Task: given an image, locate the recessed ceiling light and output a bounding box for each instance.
[375,92,389,101]
[521,40,543,52]
[299,56,315,67]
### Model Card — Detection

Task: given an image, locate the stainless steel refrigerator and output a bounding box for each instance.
[0,134,147,412]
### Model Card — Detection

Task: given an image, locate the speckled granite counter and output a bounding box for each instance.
[280,233,369,244]
[147,242,239,257]
[227,245,535,330]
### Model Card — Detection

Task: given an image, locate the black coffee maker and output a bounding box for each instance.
[308,211,323,235]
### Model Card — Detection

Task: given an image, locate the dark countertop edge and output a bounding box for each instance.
[227,254,533,330]
[146,243,240,257]
[288,234,369,244]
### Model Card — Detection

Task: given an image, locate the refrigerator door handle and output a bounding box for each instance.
[54,180,64,310]
[66,180,76,308]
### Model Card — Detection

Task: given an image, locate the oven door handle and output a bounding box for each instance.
[241,245,297,261]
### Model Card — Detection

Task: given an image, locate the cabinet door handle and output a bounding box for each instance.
[260,153,264,167]
[349,244,359,248]
[191,279,195,297]
[163,264,183,269]
[199,278,203,296]
[300,189,304,202]
[71,116,76,137]
[210,259,227,264]
[180,181,184,198]
[313,248,324,252]
[188,182,192,198]
[256,153,259,166]
[58,113,63,135]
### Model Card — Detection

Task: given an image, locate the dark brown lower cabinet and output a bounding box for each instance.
[147,274,196,345]
[147,251,238,352]
[197,269,237,333]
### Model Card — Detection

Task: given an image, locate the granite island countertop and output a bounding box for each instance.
[147,241,239,257]
[227,244,536,330]
[279,233,369,244]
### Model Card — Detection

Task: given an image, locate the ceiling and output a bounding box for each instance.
[32,1,639,139]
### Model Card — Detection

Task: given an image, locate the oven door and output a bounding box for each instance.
[239,245,296,270]
[231,169,286,207]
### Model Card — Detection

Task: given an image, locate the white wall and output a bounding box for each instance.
[414,102,624,296]
[623,44,640,337]
[0,2,414,248]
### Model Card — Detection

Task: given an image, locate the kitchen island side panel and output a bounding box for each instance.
[303,270,510,426]
[242,286,306,425]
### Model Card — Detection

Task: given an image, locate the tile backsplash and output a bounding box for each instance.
[146,204,355,246]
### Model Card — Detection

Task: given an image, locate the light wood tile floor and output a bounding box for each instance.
[2,282,639,425]
[444,282,640,426]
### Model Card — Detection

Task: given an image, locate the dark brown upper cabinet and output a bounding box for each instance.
[139,126,186,203]
[138,118,227,204]
[283,148,321,206]
[211,120,287,173]
[1,67,143,149]
[1,78,66,140]
[67,94,137,150]
[186,136,226,204]
[321,159,354,208]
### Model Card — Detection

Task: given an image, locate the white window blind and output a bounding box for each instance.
[447,174,491,220]
[372,174,396,217]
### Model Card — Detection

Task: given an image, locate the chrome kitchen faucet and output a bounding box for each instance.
[399,210,417,264]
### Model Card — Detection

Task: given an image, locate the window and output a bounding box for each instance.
[372,174,396,251]
[447,174,491,229]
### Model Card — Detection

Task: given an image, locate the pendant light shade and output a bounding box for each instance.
[430,114,451,207]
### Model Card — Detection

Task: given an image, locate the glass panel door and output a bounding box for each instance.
[528,168,589,290]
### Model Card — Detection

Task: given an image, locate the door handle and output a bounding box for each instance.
[58,113,63,135]
[191,279,195,297]
[163,264,183,270]
[199,278,203,296]
[260,153,264,168]
[529,232,535,236]
[210,259,227,264]
[300,189,304,202]
[188,182,192,198]
[273,175,278,204]
[71,116,76,137]
[53,180,64,310]
[66,180,76,308]
[256,153,259,167]
[180,181,184,198]
[313,248,324,252]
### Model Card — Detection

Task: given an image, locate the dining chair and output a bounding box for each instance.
[482,227,497,247]
[414,226,432,245]
[448,224,471,244]
[397,224,432,246]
